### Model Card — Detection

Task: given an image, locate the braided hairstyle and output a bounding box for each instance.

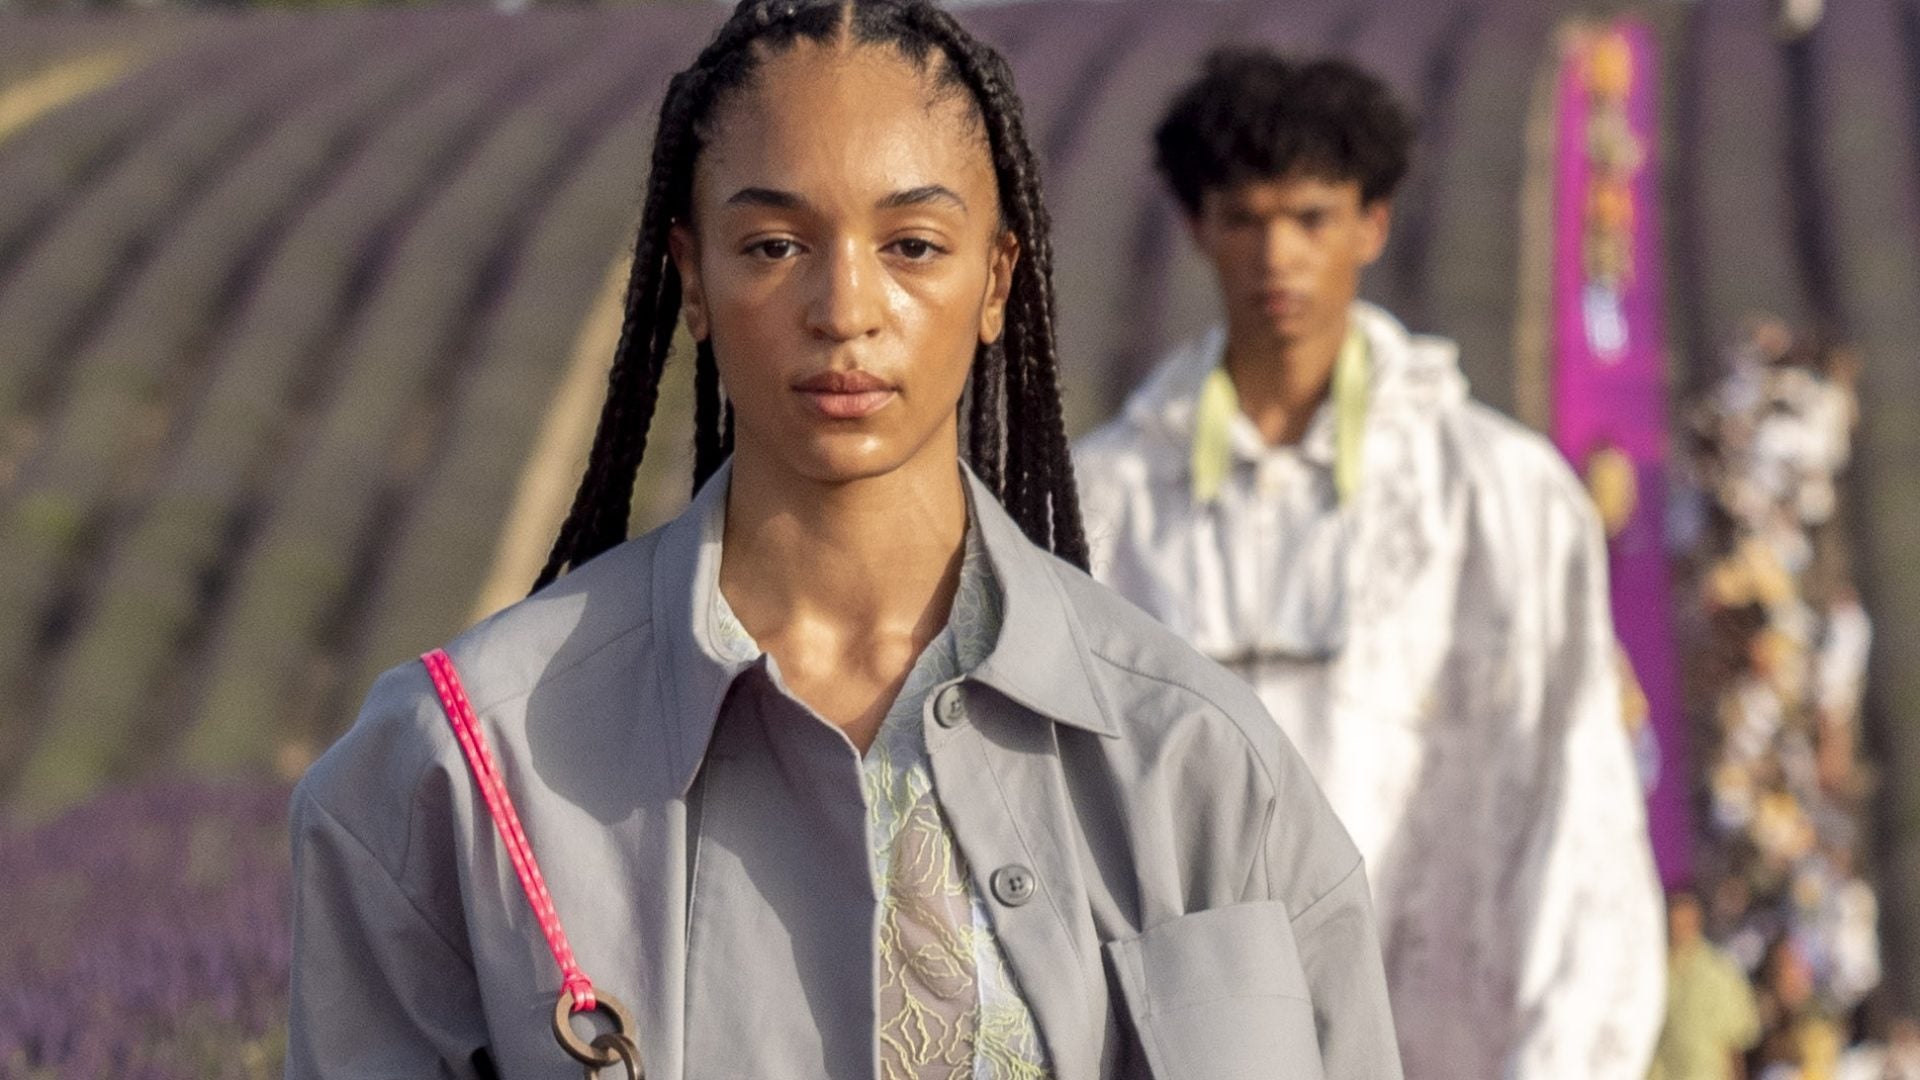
[533,0,1086,591]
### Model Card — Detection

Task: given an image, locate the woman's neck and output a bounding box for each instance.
[716,437,968,750]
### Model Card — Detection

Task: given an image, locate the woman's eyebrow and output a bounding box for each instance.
[725,186,806,209]
[877,185,968,212]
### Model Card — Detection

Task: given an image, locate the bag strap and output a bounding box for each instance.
[420,649,641,1076]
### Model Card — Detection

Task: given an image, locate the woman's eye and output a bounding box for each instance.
[889,238,944,261]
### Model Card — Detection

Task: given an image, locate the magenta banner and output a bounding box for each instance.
[1550,21,1690,887]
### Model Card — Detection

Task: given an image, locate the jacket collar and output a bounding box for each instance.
[649,460,1119,794]
[962,465,1121,742]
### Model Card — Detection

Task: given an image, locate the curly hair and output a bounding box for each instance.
[534,0,1087,590]
[1153,48,1415,216]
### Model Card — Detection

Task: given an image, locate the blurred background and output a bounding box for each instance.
[1,0,1917,1075]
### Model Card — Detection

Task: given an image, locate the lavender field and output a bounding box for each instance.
[0,780,291,1078]
[3,0,1920,1069]
[0,0,1589,818]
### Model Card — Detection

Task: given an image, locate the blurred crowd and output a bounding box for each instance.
[1660,318,1908,1080]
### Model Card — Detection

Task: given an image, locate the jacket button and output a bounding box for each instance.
[933,685,967,728]
[990,864,1036,907]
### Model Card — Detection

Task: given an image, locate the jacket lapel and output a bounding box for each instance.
[927,698,1107,1080]
[924,478,1124,1077]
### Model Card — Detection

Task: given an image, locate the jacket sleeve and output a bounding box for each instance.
[285,672,492,1080]
[1261,743,1406,1079]
[1504,483,1666,1079]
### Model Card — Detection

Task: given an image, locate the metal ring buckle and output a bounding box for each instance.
[552,988,641,1075]
[586,1032,643,1079]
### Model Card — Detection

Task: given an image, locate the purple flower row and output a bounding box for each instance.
[0,778,293,1079]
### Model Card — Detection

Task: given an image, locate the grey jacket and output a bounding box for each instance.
[287,466,1403,1080]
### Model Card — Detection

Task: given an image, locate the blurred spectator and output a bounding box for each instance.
[1836,1018,1920,1080]
[1753,937,1843,1079]
[1653,889,1762,1080]
[1777,0,1825,39]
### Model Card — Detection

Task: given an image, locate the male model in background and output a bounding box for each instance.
[1075,49,1665,1079]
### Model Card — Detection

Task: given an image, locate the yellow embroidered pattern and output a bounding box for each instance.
[864,525,1049,1079]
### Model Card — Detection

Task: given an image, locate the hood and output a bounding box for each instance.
[1119,301,1469,443]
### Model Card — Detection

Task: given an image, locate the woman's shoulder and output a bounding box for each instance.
[290,656,461,887]
[1040,555,1363,910]
[294,530,669,865]
[1044,557,1290,783]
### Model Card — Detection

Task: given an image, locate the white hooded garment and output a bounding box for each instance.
[1074,302,1665,1080]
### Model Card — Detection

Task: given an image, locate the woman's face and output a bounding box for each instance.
[670,41,1017,486]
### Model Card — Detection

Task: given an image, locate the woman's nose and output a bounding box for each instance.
[805,240,885,342]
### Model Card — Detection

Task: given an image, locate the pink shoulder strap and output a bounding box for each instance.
[420,649,641,1076]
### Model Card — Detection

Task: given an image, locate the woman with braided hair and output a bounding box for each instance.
[287,3,1399,1078]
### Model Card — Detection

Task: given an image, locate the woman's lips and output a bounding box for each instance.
[803,389,895,419]
[793,369,897,420]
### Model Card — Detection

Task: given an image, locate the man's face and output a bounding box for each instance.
[1189,174,1389,350]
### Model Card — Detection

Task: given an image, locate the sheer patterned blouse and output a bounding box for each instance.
[707,504,1050,1079]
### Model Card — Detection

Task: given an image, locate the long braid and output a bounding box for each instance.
[903,3,1088,566]
[966,341,1004,494]
[693,340,728,491]
[1010,249,1088,564]
[536,0,1090,590]
[533,107,685,590]
[1003,308,1036,526]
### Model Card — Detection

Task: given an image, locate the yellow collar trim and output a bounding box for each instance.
[1190,322,1369,504]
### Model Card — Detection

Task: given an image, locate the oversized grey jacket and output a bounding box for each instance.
[286,465,1403,1080]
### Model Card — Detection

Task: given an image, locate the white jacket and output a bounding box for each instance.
[1075,303,1664,1080]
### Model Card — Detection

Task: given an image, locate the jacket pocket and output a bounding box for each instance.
[1105,900,1325,1080]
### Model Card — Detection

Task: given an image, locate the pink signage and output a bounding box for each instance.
[1551,20,1690,887]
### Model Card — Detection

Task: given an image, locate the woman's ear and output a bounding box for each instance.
[979,229,1020,345]
[669,222,710,340]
